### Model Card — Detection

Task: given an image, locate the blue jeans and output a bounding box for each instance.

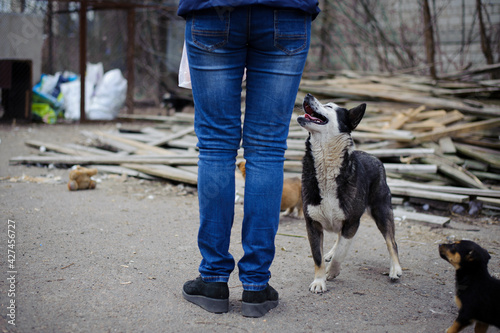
[185,5,311,291]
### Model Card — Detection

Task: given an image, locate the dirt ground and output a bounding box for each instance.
[0,122,499,333]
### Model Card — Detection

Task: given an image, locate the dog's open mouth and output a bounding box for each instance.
[303,102,328,125]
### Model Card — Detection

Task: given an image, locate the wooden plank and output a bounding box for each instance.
[80,130,138,154]
[391,197,405,205]
[413,110,447,120]
[383,164,437,174]
[363,148,434,157]
[383,112,408,130]
[393,209,450,227]
[403,120,442,131]
[454,142,500,168]
[414,118,500,143]
[299,84,500,117]
[352,131,415,142]
[462,159,488,171]
[114,133,161,143]
[477,196,500,207]
[148,125,195,147]
[388,181,500,198]
[117,113,195,123]
[122,163,198,185]
[438,137,456,154]
[455,138,500,150]
[284,160,303,172]
[434,110,464,126]
[421,157,487,189]
[390,187,469,203]
[25,140,93,156]
[9,154,199,166]
[88,165,157,180]
[471,171,500,181]
[65,143,119,156]
[94,131,177,156]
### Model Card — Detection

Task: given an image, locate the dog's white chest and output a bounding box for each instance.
[307,194,345,233]
[306,136,349,233]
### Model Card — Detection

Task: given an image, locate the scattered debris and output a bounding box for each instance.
[7,72,500,221]
[60,263,75,270]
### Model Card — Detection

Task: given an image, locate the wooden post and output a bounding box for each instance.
[79,0,87,121]
[47,0,53,74]
[422,0,436,79]
[126,8,136,114]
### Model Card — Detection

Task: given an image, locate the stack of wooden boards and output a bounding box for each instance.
[9,71,500,223]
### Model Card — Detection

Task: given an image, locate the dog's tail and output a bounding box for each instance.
[237,161,246,179]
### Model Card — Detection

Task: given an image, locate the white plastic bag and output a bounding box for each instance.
[178,42,192,89]
[61,66,126,120]
[86,62,104,90]
[87,69,127,120]
[177,42,247,90]
[60,79,94,120]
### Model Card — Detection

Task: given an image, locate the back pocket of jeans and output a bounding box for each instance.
[191,8,229,52]
[274,10,309,55]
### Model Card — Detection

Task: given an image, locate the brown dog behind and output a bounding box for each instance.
[237,161,302,218]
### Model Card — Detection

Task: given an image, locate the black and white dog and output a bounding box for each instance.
[297,94,402,293]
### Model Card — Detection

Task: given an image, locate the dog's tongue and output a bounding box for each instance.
[305,113,321,122]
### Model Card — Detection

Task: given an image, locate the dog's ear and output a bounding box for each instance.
[348,104,366,131]
[465,248,491,264]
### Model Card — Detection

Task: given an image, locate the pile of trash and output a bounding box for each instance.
[32,63,127,123]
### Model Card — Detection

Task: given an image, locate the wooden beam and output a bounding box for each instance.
[414,118,500,143]
[422,157,487,189]
[148,126,195,147]
[94,131,177,155]
[389,188,469,203]
[393,209,450,227]
[363,148,435,157]
[388,181,500,198]
[454,142,500,168]
[122,163,198,185]
[299,85,500,117]
[383,164,437,174]
[126,7,135,114]
[9,154,199,166]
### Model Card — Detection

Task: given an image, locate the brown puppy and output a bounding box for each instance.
[439,240,500,333]
[237,161,302,218]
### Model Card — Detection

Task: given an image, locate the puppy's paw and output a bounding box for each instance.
[309,278,327,293]
[326,261,341,280]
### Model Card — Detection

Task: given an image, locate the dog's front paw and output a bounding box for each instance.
[389,264,403,281]
[309,278,327,293]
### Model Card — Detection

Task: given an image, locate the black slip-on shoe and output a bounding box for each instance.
[241,284,279,318]
[182,276,229,314]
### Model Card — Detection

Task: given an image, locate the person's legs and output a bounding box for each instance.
[182,8,247,313]
[238,6,312,291]
[185,7,247,283]
[183,5,312,316]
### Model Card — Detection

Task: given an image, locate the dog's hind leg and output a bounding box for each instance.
[370,205,403,280]
[384,234,403,280]
[325,234,353,280]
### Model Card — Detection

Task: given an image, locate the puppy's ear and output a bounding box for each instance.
[348,104,366,131]
[465,250,476,262]
[465,248,491,264]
